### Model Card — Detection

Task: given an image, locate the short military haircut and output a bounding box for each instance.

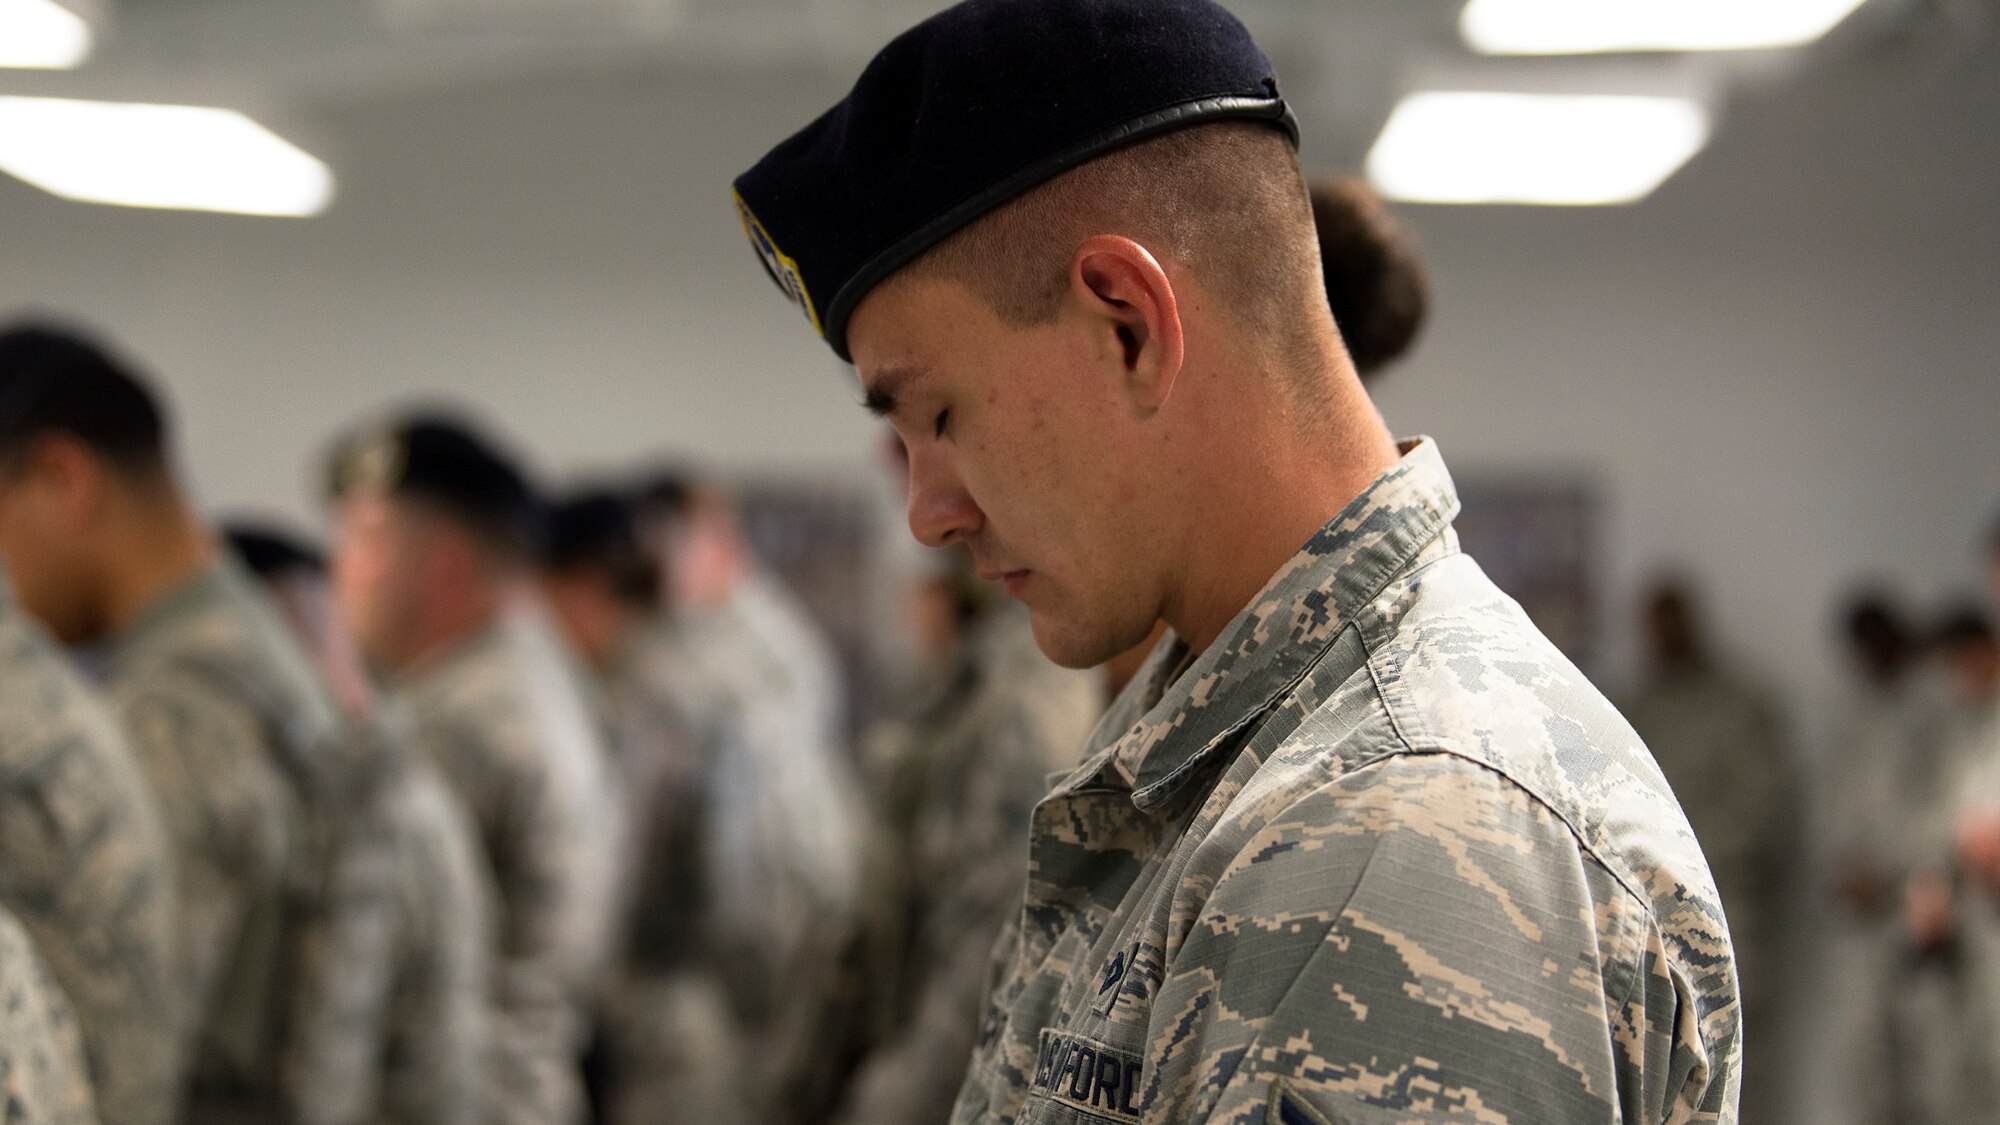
[0,322,170,478]
[903,122,1323,359]
[1311,177,1429,380]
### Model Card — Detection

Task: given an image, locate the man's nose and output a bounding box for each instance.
[905,448,981,549]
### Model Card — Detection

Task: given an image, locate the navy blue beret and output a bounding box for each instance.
[733,0,1298,362]
[325,412,543,548]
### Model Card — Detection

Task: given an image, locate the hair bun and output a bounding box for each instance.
[1310,177,1429,380]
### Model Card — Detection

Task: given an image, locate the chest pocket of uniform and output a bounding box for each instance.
[1268,1078,1337,1125]
[1022,1027,1145,1124]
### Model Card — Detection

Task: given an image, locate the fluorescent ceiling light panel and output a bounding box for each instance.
[1366,91,1709,206]
[0,0,91,68]
[0,97,333,216]
[1462,0,1869,55]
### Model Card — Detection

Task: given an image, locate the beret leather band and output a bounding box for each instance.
[818,93,1298,363]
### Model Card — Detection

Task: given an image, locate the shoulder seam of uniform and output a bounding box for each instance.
[1348,738,1658,914]
[1351,575,1657,913]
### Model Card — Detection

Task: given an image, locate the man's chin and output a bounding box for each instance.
[1025,609,1121,672]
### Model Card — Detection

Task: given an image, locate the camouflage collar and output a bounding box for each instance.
[109,556,243,669]
[401,614,511,694]
[1080,438,1461,810]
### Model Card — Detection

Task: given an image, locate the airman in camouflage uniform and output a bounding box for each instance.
[0,903,99,1125]
[328,413,625,1125]
[0,324,401,1125]
[107,558,407,1125]
[943,442,1738,1124]
[621,476,868,1125]
[0,595,181,1125]
[1890,613,2000,1125]
[731,2,1740,1116]
[839,599,1102,1125]
[1804,597,1921,1125]
[227,525,496,1125]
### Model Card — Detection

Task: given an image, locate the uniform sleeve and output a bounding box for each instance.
[415,713,588,1125]
[115,673,293,1055]
[376,763,494,1125]
[0,909,101,1125]
[0,668,182,1125]
[284,743,403,1125]
[1151,753,1732,1125]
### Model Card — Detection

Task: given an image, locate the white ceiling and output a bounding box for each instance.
[5,0,1987,150]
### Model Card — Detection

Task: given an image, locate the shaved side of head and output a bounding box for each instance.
[904,122,1331,380]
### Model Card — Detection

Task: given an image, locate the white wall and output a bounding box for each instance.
[2,36,1995,744]
[1372,38,2000,728]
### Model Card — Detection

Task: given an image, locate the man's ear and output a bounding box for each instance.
[1069,235,1185,414]
[31,434,108,528]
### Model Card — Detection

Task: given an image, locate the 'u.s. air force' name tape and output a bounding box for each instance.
[1031,1028,1142,1122]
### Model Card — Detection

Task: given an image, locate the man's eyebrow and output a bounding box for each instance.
[859,365,922,418]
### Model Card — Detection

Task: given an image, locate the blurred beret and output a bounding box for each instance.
[542,490,661,607]
[222,521,326,579]
[544,492,640,569]
[325,412,542,549]
[732,0,1298,361]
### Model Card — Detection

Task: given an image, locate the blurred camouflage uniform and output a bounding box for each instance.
[0,903,99,1125]
[343,701,497,1125]
[952,440,1740,1125]
[594,626,723,1125]
[105,559,403,1125]
[732,569,850,755]
[694,577,867,1123]
[838,605,1101,1125]
[0,602,180,1125]
[1806,679,1924,1125]
[1889,691,2000,1125]
[605,584,866,1125]
[1623,655,1796,1120]
[396,605,622,1125]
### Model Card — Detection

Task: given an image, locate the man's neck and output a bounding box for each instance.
[399,577,511,679]
[101,496,218,639]
[1162,360,1400,659]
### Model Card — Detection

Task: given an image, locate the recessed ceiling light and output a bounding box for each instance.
[0,0,91,69]
[0,97,334,217]
[1462,0,1870,55]
[1366,91,1710,206]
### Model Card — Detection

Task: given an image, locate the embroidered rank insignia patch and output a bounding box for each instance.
[734,190,822,336]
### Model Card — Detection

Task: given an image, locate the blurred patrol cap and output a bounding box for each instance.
[731,0,1298,362]
[325,411,544,554]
